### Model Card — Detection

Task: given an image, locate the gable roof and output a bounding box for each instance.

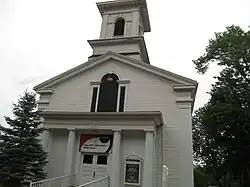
[34,51,198,91]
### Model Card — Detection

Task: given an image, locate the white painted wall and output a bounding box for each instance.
[92,43,141,57]
[121,131,145,187]
[100,9,140,38]
[155,126,163,187]
[47,130,68,186]
[73,130,113,184]
[47,129,161,187]
[40,59,193,187]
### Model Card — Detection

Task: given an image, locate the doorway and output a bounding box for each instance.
[80,154,109,184]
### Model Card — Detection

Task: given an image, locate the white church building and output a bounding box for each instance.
[32,0,198,187]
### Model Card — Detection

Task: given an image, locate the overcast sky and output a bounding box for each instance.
[0,0,249,126]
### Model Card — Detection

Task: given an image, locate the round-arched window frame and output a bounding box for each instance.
[97,73,119,112]
[114,18,125,36]
[101,73,119,82]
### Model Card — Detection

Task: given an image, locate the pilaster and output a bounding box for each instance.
[143,130,154,187]
[110,129,121,187]
[41,129,51,152]
[100,13,109,39]
[62,129,76,187]
[41,128,52,173]
[174,85,194,187]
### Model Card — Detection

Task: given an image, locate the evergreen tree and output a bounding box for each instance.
[0,91,47,187]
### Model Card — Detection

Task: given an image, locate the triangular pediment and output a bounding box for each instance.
[34,51,198,91]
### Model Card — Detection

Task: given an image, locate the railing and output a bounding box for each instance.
[77,176,110,187]
[29,173,76,187]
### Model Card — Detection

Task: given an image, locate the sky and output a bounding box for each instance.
[0,0,249,126]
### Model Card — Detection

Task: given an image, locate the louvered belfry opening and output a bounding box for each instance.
[97,73,119,112]
[114,18,125,36]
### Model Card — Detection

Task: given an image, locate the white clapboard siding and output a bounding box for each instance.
[40,59,193,187]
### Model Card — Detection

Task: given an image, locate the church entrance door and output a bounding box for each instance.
[80,154,109,184]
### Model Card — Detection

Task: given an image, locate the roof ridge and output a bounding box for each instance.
[34,51,197,91]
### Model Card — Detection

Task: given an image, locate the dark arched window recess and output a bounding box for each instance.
[114,18,125,36]
[97,73,119,112]
[90,73,127,112]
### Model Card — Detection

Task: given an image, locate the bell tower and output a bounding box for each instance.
[88,0,151,64]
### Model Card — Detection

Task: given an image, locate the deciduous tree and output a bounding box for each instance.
[193,25,250,186]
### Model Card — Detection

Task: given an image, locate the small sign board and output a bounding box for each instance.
[124,156,142,186]
[79,135,113,153]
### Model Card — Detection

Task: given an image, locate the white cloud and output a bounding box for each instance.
[0,0,249,125]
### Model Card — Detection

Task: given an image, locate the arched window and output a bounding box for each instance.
[90,74,127,112]
[97,73,119,112]
[114,18,125,36]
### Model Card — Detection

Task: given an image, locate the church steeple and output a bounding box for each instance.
[97,0,151,38]
[88,0,151,64]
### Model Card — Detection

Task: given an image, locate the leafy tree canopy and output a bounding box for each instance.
[193,25,250,186]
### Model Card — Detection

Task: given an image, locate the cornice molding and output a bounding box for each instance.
[113,129,122,132]
[144,129,155,133]
[34,51,197,91]
[41,110,163,127]
[173,84,198,113]
[176,98,193,103]
[67,128,76,131]
[117,80,130,84]
[36,89,54,94]
[37,100,50,104]
[90,80,130,85]
[88,36,150,64]
[90,81,102,85]
[173,85,197,91]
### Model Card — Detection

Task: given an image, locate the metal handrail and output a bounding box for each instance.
[29,173,75,187]
[77,176,109,187]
